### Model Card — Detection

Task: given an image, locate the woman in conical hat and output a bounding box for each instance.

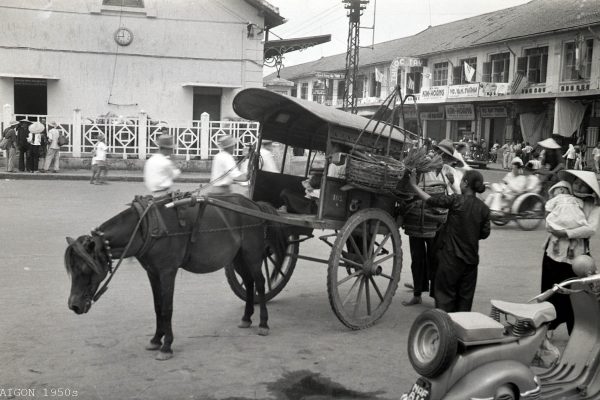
[541,169,600,337]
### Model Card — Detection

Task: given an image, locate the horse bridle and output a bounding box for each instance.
[87,205,152,303]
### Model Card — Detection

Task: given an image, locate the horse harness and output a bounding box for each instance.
[88,192,266,302]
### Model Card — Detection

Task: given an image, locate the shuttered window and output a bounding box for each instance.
[452,66,462,85]
[433,62,448,86]
[562,39,594,80]
[522,47,549,83]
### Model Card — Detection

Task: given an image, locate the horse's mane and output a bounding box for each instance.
[64,235,109,276]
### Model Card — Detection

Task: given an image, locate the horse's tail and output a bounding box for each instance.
[256,201,288,268]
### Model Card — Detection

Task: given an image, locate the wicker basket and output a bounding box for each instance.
[401,200,448,238]
[346,154,405,192]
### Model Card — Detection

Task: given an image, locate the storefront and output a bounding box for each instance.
[446,103,476,142]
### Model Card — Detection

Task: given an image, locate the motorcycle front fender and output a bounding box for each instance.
[443,360,539,400]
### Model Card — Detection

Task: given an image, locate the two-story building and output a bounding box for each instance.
[266,0,600,158]
[0,0,284,121]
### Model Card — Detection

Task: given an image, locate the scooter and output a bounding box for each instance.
[401,255,600,400]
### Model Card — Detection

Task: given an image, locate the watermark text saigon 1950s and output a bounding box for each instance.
[0,388,78,397]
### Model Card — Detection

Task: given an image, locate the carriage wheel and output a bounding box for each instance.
[327,209,402,330]
[225,235,299,303]
[514,194,545,231]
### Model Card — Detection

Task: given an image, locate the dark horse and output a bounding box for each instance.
[64,193,286,360]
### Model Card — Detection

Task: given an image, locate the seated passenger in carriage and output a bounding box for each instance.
[279,143,348,214]
[484,158,541,212]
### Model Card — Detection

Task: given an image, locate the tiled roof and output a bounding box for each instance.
[267,0,600,81]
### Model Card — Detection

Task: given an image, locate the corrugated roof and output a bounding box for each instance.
[267,0,600,81]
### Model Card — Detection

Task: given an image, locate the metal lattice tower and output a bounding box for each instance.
[342,0,369,114]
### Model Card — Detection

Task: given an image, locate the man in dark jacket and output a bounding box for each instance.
[16,119,31,172]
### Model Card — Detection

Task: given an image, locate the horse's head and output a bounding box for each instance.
[65,234,112,314]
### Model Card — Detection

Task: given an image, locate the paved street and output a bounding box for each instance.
[1,171,598,400]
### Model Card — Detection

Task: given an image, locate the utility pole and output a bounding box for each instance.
[342,0,369,114]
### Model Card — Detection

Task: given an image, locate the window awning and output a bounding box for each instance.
[0,73,60,80]
[181,82,240,88]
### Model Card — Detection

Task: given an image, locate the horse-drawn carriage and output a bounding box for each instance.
[65,87,429,359]
[217,88,415,329]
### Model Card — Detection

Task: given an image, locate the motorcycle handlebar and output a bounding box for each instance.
[531,273,600,302]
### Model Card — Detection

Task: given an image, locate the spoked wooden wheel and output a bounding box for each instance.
[327,209,402,329]
[225,235,299,303]
[514,194,545,231]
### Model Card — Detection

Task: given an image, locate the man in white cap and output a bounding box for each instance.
[44,121,61,173]
[144,133,181,196]
[2,120,19,172]
[210,134,247,194]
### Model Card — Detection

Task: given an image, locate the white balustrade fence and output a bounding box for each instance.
[2,110,259,160]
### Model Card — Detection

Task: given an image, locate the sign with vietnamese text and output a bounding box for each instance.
[420,111,445,120]
[315,72,345,80]
[392,57,424,68]
[479,106,507,118]
[480,82,510,96]
[447,84,479,98]
[419,86,447,103]
[445,104,475,120]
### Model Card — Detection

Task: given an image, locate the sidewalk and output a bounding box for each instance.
[0,169,211,183]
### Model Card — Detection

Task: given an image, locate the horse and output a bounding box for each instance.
[64,193,287,360]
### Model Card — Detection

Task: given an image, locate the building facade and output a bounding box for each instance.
[268,0,600,160]
[0,0,284,123]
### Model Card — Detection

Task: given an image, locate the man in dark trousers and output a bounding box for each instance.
[16,119,31,172]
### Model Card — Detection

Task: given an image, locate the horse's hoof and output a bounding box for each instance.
[258,327,269,336]
[155,351,173,361]
[145,342,161,351]
[238,320,252,329]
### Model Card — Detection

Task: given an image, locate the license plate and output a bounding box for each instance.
[405,377,431,400]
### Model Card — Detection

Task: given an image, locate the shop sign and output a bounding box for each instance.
[419,86,447,103]
[445,104,475,120]
[315,72,345,80]
[480,82,510,96]
[400,108,418,119]
[420,111,445,120]
[479,106,507,118]
[447,83,479,98]
[392,57,424,68]
[312,88,326,95]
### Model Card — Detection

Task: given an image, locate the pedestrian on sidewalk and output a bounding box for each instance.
[593,143,600,174]
[44,122,61,173]
[17,119,31,172]
[90,134,109,184]
[38,121,48,172]
[144,133,181,197]
[408,169,491,313]
[27,121,45,173]
[3,120,19,172]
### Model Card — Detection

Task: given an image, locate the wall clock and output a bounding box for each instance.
[114,27,133,46]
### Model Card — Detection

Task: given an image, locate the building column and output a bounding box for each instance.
[445,120,452,140]
[200,112,210,160]
[421,120,428,139]
[72,108,82,157]
[138,110,148,160]
[308,80,313,102]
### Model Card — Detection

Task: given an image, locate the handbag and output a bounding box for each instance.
[57,133,69,147]
[0,137,8,150]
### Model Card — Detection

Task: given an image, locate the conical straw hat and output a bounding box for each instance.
[558,170,600,199]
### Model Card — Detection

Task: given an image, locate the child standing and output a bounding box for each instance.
[545,181,588,259]
[90,134,108,184]
[409,169,491,312]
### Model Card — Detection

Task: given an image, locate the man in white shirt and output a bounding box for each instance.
[144,133,181,196]
[44,121,61,173]
[210,134,247,194]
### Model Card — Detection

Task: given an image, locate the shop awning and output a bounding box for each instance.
[0,73,60,80]
[264,34,331,59]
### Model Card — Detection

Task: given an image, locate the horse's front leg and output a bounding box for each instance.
[155,268,178,361]
[145,269,163,351]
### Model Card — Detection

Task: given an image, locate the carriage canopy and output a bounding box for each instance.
[233,88,408,153]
